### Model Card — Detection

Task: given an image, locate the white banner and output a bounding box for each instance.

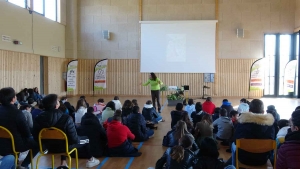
[67,60,78,92]
[284,60,297,93]
[250,58,265,91]
[94,59,108,91]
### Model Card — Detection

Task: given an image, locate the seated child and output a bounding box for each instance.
[213,108,233,146]
[107,112,142,157]
[184,99,195,121]
[93,98,106,115]
[132,99,138,106]
[277,119,290,139]
[230,110,238,128]
[191,102,204,127]
[142,100,164,124]
[112,96,122,110]
[156,134,196,169]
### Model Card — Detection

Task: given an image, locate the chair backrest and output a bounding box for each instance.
[38,127,69,154]
[236,139,276,153]
[0,126,17,153]
[236,139,277,169]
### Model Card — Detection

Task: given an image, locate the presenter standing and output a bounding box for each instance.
[143,72,163,113]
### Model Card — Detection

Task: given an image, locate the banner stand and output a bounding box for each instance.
[66,60,78,97]
[248,58,264,99]
[93,59,108,96]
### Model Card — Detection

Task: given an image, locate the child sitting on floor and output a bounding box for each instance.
[213,108,233,146]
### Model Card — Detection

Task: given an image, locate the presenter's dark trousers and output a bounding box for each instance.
[151,90,161,112]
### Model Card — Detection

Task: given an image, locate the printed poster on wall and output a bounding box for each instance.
[94,59,108,91]
[250,58,265,91]
[67,60,78,92]
[284,60,297,93]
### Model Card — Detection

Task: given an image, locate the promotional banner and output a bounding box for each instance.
[249,58,265,91]
[67,60,78,92]
[94,59,108,91]
[284,60,297,93]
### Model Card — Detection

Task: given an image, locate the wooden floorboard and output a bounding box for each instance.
[31,96,299,169]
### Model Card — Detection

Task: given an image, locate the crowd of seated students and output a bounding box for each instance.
[2,86,300,169]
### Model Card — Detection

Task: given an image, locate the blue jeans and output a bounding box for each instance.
[153,111,162,123]
[147,129,154,138]
[0,155,15,169]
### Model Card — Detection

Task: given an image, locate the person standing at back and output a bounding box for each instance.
[143,72,163,113]
[202,97,216,115]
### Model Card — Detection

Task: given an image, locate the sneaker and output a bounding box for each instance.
[86,157,100,168]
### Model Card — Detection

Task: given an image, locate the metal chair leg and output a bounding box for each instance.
[52,155,55,169]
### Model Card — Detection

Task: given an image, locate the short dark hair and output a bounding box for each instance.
[292,110,300,127]
[198,137,219,158]
[240,98,247,103]
[195,102,202,112]
[180,134,193,148]
[249,99,264,114]
[220,108,227,116]
[223,99,228,102]
[146,100,152,104]
[42,94,58,110]
[206,97,212,102]
[20,104,31,110]
[214,107,221,114]
[98,98,104,103]
[188,99,193,106]
[132,106,140,113]
[295,106,300,111]
[278,119,289,129]
[0,87,16,106]
[176,103,183,111]
[113,96,119,100]
[80,96,86,99]
[132,99,138,106]
[230,110,238,117]
[113,110,122,121]
[87,107,94,114]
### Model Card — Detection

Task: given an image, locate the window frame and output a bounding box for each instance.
[6,0,61,23]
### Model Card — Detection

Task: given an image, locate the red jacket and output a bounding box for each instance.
[276,131,300,169]
[202,101,216,115]
[107,120,135,148]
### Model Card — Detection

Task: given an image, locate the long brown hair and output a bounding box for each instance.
[171,134,193,163]
[201,113,213,125]
[76,99,87,111]
[174,120,189,141]
[150,72,157,81]
[181,112,193,130]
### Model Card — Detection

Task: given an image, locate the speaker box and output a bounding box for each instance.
[102,30,110,40]
[236,29,244,38]
[183,85,189,90]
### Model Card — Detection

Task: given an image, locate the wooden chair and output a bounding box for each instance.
[36,127,78,169]
[0,126,33,169]
[236,139,276,169]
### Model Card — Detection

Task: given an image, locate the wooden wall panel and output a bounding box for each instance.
[74,58,263,98]
[0,50,40,93]
[46,57,68,96]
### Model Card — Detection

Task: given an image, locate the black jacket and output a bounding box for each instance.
[122,107,133,117]
[156,147,196,169]
[64,102,76,121]
[193,156,224,169]
[79,112,107,157]
[191,111,205,127]
[33,109,78,153]
[163,130,199,152]
[127,112,149,142]
[171,110,186,128]
[0,104,32,154]
[234,112,275,166]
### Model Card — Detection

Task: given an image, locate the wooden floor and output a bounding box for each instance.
[30,96,300,169]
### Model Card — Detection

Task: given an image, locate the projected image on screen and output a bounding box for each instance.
[166,34,186,62]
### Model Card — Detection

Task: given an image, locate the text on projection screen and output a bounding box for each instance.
[140,21,217,73]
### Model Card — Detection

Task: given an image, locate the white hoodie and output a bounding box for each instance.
[237,103,249,114]
[112,100,122,110]
[277,126,290,139]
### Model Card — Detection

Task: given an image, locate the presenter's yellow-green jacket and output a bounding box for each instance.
[143,78,163,91]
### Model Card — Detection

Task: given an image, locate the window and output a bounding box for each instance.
[45,0,56,21]
[8,0,26,8]
[33,0,44,14]
[7,0,61,23]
